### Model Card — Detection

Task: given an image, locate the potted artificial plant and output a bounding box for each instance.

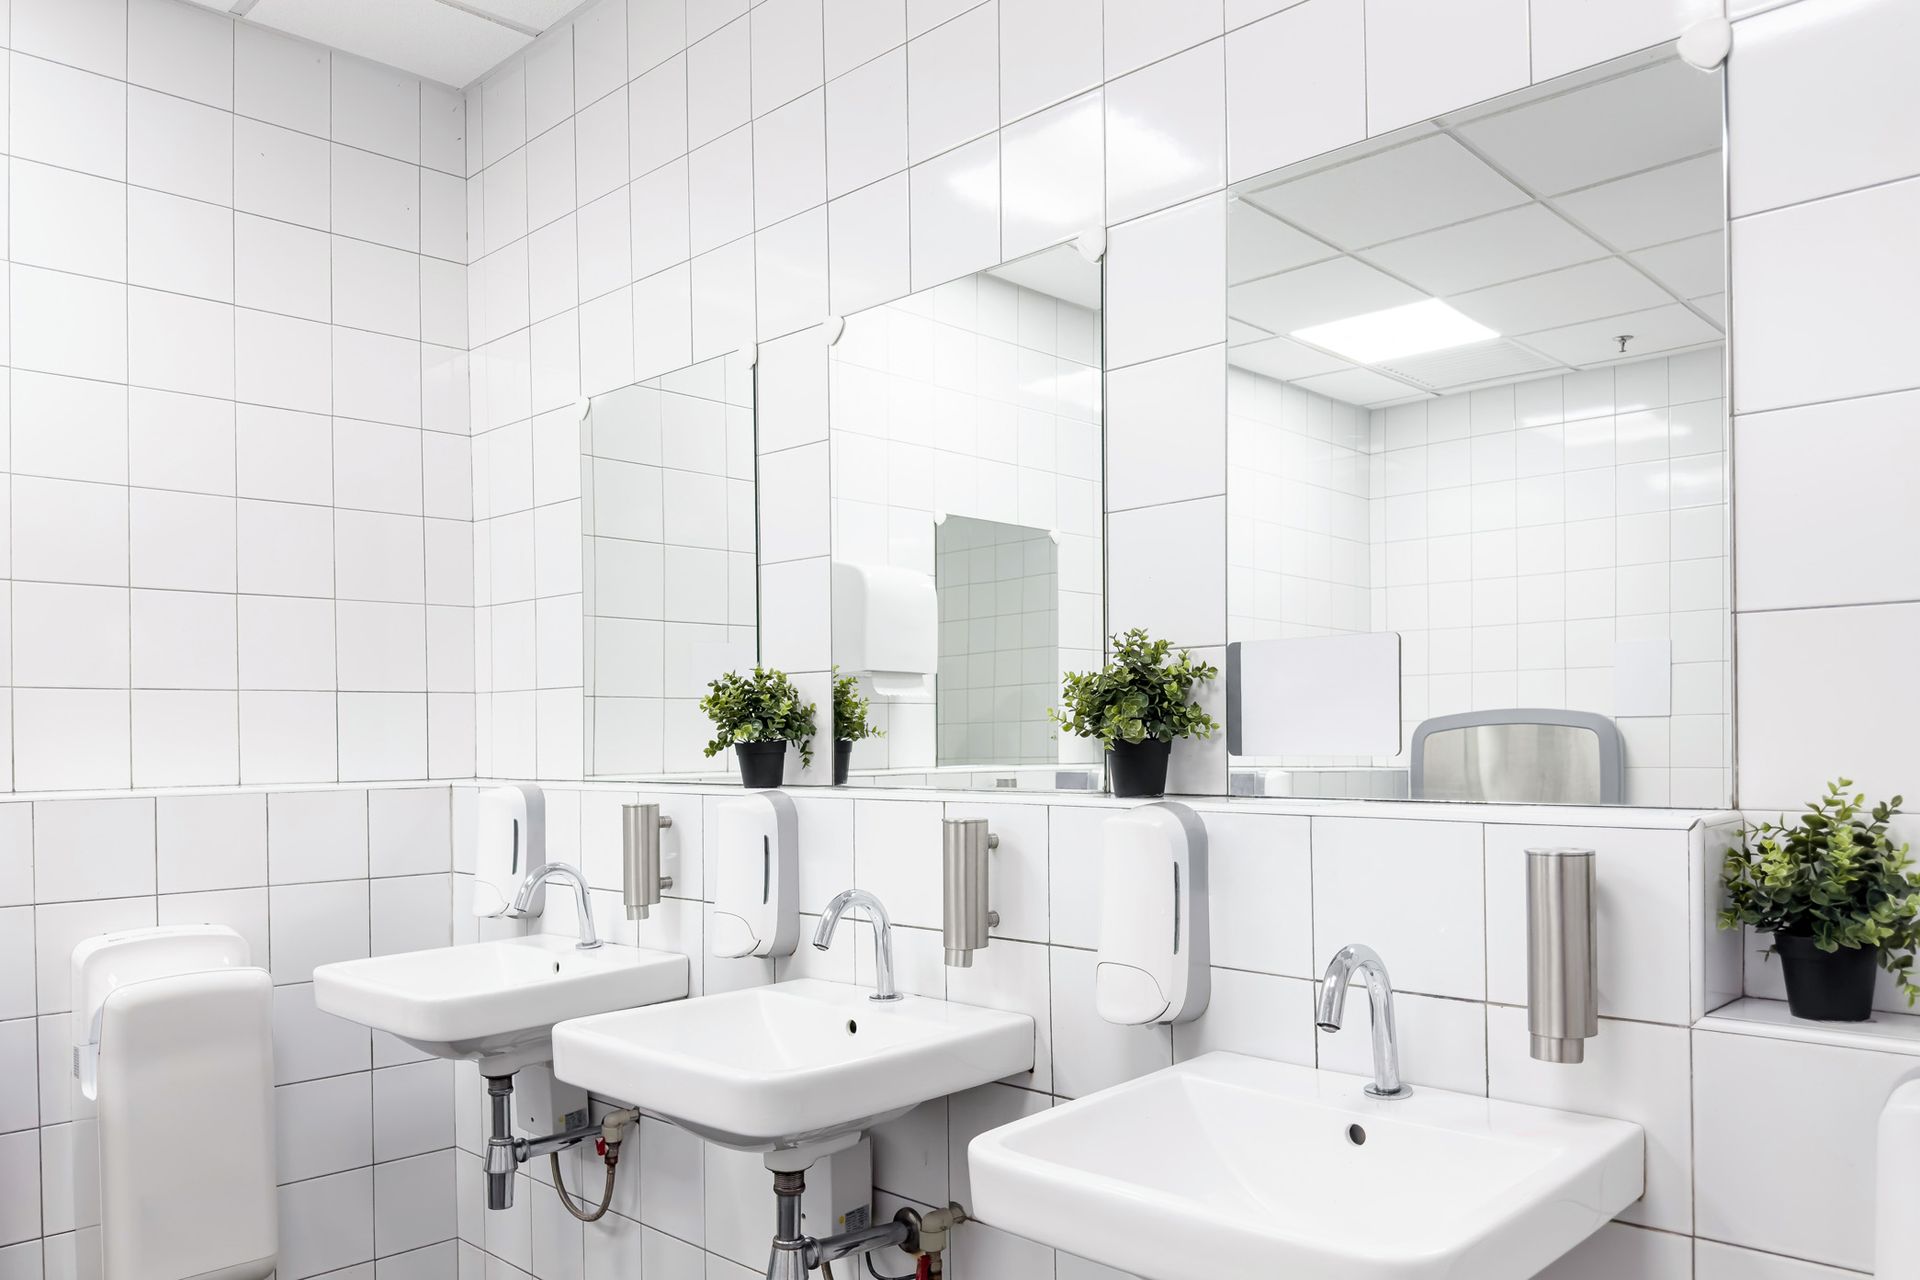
[831,667,883,786]
[1719,778,1920,1021]
[1051,629,1219,799]
[700,667,817,789]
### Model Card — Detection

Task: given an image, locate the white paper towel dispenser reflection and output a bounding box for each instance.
[713,790,799,958]
[71,925,276,1280]
[476,783,545,917]
[831,560,937,699]
[1096,802,1209,1025]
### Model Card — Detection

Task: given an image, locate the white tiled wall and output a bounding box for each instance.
[0,783,457,1279]
[3,0,476,791]
[933,517,1059,767]
[1366,349,1731,807]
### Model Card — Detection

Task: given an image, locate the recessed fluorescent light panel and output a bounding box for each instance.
[1291,299,1498,364]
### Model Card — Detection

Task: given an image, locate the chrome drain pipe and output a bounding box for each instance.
[482,1074,602,1210]
[763,1168,920,1280]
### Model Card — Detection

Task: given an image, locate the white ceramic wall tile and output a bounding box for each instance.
[1103,0,1223,77]
[1734,390,1920,611]
[1729,0,1920,216]
[1105,194,1227,369]
[1539,1222,1693,1280]
[1105,40,1225,225]
[905,1,998,164]
[1363,0,1530,134]
[1693,1028,1915,1270]
[1737,603,1920,812]
[1107,497,1227,648]
[1312,816,1485,1000]
[999,90,1104,258]
[1225,0,1365,182]
[1106,347,1227,511]
[1731,178,1920,414]
[1694,1239,1864,1280]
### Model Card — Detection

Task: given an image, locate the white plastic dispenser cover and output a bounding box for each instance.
[831,560,937,699]
[713,790,799,958]
[476,783,545,917]
[72,926,277,1280]
[1096,802,1210,1026]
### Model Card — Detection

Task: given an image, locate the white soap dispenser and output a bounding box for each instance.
[475,784,545,918]
[712,790,799,958]
[1095,801,1209,1025]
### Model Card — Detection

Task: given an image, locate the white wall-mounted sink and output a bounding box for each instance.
[314,936,689,1075]
[552,978,1034,1169]
[968,1053,1643,1280]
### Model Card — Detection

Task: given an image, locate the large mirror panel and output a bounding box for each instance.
[1225,50,1731,807]
[581,351,757,779]
[829,244,1106,791]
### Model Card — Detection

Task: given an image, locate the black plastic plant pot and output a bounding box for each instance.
[1108,738,1173,799]
[833,740,853,786]
[734,741,788,789]
[1775,933,1878,1021]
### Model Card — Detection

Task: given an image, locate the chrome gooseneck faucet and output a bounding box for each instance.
[813,889,903,1001]
[510,861,600,950]
[1316,943,1411,1099]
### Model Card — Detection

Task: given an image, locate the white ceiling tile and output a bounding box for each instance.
[247,0,531,88]
[1228,336,1351,383]
[1360,202,1608,296]
[1376,339,1559,393]
[1228,199,1337,284]
[1227,317,1271,344]
[1229,256,1426,335]
[1519,303,1722,368]
[1292,366,1427,408]
[1455,58,1721,195]
[1450,257,1671,337]
[450,0,579,30]
[1690,294,1725,326]
[1551,153,1724,252]
[985,246,1102,310]
[1241,134,1528,249]
[1629,230,1724,300]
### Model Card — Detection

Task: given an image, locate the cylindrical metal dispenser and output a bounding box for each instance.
[942,818,999,967]
[1526,846,1598,1063]
[622,803,673,920]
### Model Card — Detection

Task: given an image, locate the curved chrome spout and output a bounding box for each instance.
[813,889,902,1001]
[1316,943,1410,1099]
[511,862,601,950]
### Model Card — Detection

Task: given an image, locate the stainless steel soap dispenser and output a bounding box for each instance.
[943,817,999,967]
[1526,846,1599,1063]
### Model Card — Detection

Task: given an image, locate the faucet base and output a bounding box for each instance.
[1363,1083,1413,1100]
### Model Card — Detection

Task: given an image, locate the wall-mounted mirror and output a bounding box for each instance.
[829,242,1106,791]
[581,351,757,779]
[1224,49,1730,808]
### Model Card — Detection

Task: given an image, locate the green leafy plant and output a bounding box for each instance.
[1719,778,1920,1003]
[1049,629,1220,749]
[831,667,884,744]
[700,667,818,768]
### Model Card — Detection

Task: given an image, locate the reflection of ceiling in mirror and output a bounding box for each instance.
[986,245,1102,310]
[1227,55,1724,410]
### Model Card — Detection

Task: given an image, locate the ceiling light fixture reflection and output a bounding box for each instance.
[1291,299,1498,364]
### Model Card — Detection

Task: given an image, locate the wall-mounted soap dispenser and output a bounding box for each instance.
[1096,802,1209,1025]
[713,791,799,958]
[943,818,999,967]
[1527,846,1598,1063]
[622,802,675,920]
[476,784,545,917]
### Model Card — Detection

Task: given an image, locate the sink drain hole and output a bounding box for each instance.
[846,1019,859,1035]
[1346,1124,1366,1147]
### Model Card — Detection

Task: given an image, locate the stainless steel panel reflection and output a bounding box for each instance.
[1418,722,1605,805]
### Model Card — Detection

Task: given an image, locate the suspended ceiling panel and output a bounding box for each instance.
[241,0,538,87]
[1227,54,1727,410]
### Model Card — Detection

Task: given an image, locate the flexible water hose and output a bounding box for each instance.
[549,1144,618,1222]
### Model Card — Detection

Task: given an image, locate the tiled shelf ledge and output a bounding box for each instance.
[1697,997,1920,1056]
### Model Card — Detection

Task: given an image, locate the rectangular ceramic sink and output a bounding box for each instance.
[552,978,1034,1167]
[314,935,689,1075]
[968,1052,1643,1280]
